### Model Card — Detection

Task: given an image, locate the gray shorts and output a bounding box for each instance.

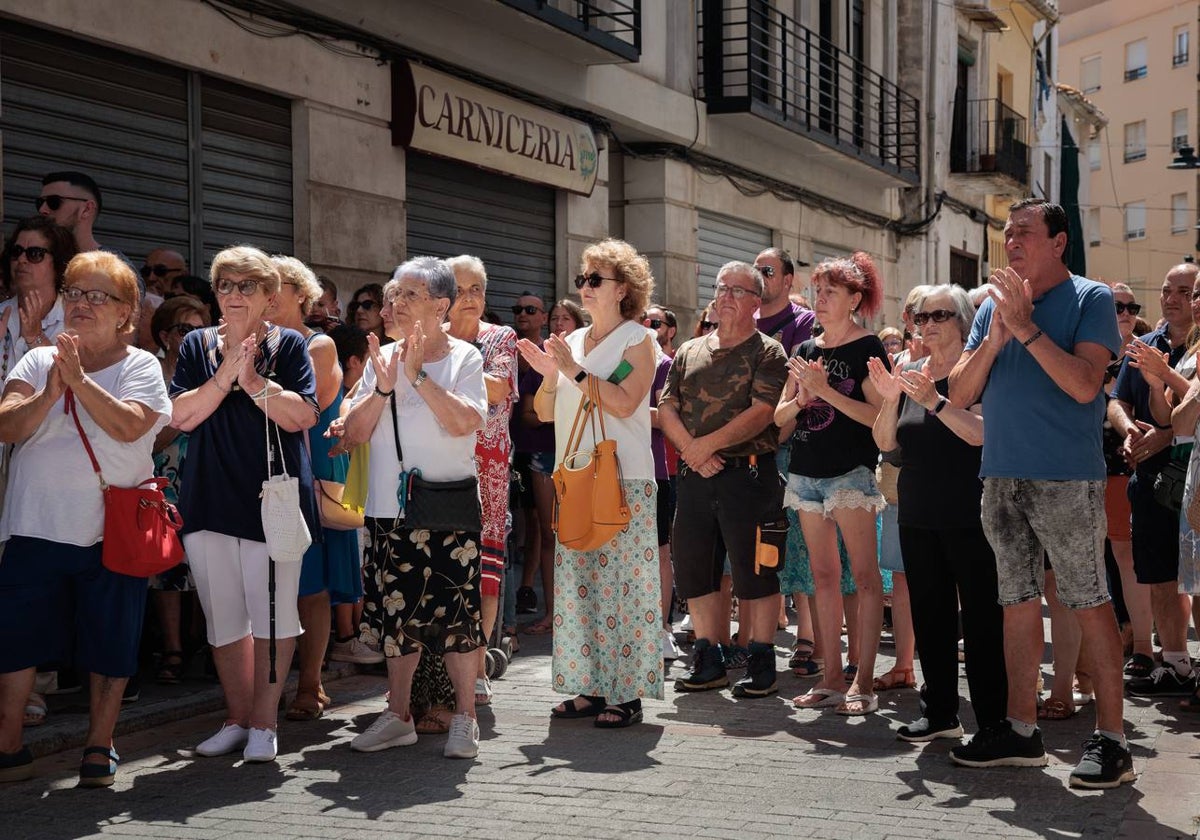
[980,478,1110,610]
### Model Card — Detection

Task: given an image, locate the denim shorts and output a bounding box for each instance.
[785,465,886,518]
[980,478,1109,610]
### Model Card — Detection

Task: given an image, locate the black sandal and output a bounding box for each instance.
[551,695,606,719]
[594,700,643,729]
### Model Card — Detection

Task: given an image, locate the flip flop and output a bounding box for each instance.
[793,687,846,709]
[415,706,452,734]
[523,619,554,636]
[836,692,879,716]
[285,689,325,721]
[1037,697,1076,720]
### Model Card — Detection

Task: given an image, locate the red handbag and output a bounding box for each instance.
[67,389,184,578]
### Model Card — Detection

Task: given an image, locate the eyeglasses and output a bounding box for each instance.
[912,309,956,326]
[1114,301,1142,315]
[512,304,543,315]
[8,244,49,264]
[35,195,88,212]
[140,263,179,280]
[699,320,717,331]
[63,287,124,306]
[167,323,199,337]
[574,272,620,289]
[714,283,761,300]
[757,265,776,278]
[354,299,381,312]
[384,289,428,306]
[215,277,262,296]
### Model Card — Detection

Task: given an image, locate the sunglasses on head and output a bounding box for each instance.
[35,195,88,212]
[8,244,48,264]
[215,277,262,296]
[643,318,664,329]
[1114,301,1141,315]
[912,309,956,326]
[700,320,717,331]
[140,263,176,280]
[512,304,542,315]
[574,272,620,289]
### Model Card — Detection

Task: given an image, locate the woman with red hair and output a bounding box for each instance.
[774,252,890,716]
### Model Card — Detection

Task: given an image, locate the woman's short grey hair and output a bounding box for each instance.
[903,284,933,314]
[915,283,976,341]
[716,261,765,296]
[392,256,457,304]
[968,284,993,308]
[1111,282,1134,296]
[446,254,487,293]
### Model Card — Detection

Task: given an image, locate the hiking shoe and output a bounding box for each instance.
[1069,734,1136,789]
[674,639,729,692]
[1126,665,1196,697]
[897,717,964,743]
[516,586,537,615]
[725,646,750,670]
[243,728,278,763]
[950,721,1048,768]
[732,642,778,698]
[328,638,385,665]
[443,714,479,759]
[663,629,682,661]
[351,710,418,752]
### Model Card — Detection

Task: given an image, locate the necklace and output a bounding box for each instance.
[586,321,620,346]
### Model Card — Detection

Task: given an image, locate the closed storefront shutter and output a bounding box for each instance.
[405,153,556,320]
[696,211,772,311]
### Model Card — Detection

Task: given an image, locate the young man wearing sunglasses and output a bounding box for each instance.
[753,248,815,356]
[37,172,103,253]
[642,305,677,357]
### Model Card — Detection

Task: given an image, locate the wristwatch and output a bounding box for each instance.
[411,369,428,389]
[933,395,949,415]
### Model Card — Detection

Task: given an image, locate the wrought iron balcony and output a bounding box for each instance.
[697,1,920,184]
[495,0,641,61]
[950,98,1029,188]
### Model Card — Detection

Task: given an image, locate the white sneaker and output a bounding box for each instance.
[351,710,417,752]
[663,629,682,661]
[196,723,250,757]
[243,727,278,763]
[679,614,693,633]
[328,638,385,665]
[443,713,479,759]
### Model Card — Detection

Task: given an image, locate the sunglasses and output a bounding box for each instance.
[166,323,199,337]
[643,318,664,329]
[912,309,956,326]
[1114,301,1142,315]
[353,299,381,312]
[63,287,123,306]
[574,272,620,289]
[35,195,89,212]
[512,304,543,315]
[8,244,49,264]
[141,263,178,280]
[699,320,717,331]
[215,278,262,296]
[757,265,776,278]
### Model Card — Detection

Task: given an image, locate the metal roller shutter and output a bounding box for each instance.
[0,24,191,260]
[696,210,772,311]
[405,153,556,322]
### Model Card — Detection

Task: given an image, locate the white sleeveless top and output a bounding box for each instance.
[553,319,655,481]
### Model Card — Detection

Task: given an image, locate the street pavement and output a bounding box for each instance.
[4,629,1200,840]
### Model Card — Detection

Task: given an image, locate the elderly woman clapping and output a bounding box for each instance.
[0,252,171,787]
[343,257,488,759]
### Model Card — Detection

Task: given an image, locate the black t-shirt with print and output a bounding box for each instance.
[788,334,888,478]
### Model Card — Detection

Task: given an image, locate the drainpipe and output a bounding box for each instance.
[925,0,939,284]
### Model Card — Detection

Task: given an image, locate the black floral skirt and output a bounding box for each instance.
[358,517,485,657]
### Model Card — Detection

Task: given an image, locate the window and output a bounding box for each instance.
[1173,193,1190,234]
[1174,109,1189,151]
[1081,55,1101,93]
[1087,207,1101,246]
[1088,141,1102,171]
[1125,39,1147,81]
[1124,121,1147,162]
[1175,27,1190,67]
[1125,202,1146,240]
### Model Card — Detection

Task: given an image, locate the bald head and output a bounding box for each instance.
[1160,263,1199,329]
[142,248,188,295]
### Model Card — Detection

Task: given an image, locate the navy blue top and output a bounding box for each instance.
[1113,324,1188,477]
[170,325,319,541]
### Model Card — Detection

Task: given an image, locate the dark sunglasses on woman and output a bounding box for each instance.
[166,323,199,337]
[511,304,542,315]
[699,320,717,331]
[574,272,619,289]
[1114,302,1141,315]
[912,309,955,326]
[354,299,381,312]
[8,244,49,263]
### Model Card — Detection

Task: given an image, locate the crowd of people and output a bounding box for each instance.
[0,177,1190,794]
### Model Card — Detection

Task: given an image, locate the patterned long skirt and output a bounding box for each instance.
[552,479,664,705]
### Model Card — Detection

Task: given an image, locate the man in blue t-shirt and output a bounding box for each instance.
[948,198,1132,790]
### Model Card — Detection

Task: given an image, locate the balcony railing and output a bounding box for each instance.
[950,98,1028,186]
[497,0,641,60]
[1124,147,1146,163]
[1124,66,1147,82]
[1174,134,1189,152]
[697,1,920,183]
[1174,51,1189,67]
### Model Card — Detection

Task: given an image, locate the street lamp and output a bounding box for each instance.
[1168,146,1200,251]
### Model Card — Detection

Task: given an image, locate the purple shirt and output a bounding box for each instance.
[651,355,672,480]
[510,365,555,454]
[757,302,816,356]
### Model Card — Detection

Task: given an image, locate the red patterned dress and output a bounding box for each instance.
[473,321,517,597]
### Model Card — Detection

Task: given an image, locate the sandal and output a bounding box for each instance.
[1037,697,1075,720]
[475,677,493,706]
[836,692,879,716]
[78,746,119,788]
[792,657,824,677]
[550,695,606,719]
[872,668,917,692]
[788,639,815,669]
[415,706,452,734]
[843,663,858,685]
[1123,653,1155,680]
[23,692,47,728]
[523,618,553,636]
[594,700,643,729]
[285,689,326,721]
[156,651,186,685]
